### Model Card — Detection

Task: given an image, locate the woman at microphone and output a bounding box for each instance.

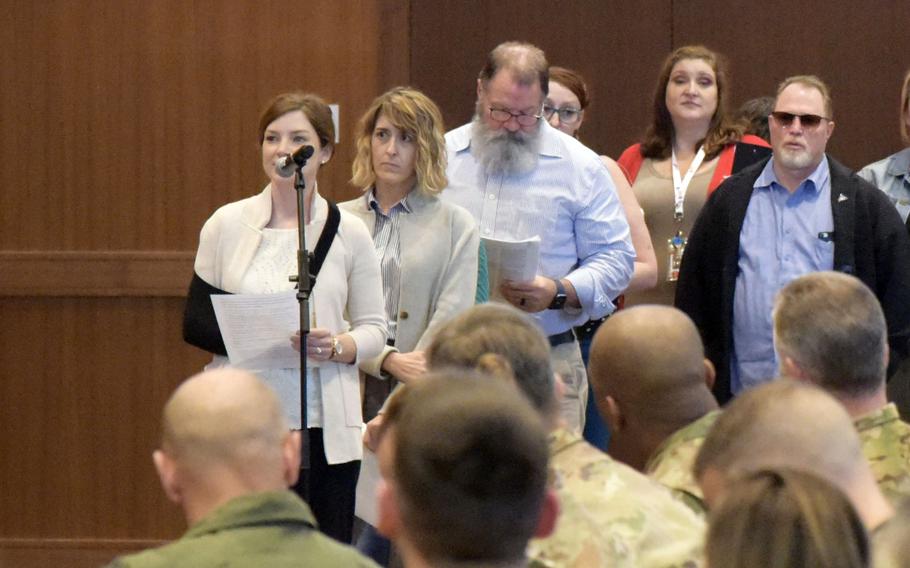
[183,92,387,543]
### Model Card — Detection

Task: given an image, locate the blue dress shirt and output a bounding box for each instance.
[732,157,834,393]
[443,121,634,335]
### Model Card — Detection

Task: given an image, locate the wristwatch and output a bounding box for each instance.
[331,336,344,359]
[548,278,567,310]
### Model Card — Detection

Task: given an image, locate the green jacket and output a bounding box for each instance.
[107,490,378,568]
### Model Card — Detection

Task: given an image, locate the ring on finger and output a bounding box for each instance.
[316,346,323,355]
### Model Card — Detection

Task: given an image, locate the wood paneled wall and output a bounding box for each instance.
[2,0,908,565]
[0,1,407,565]
[410,0,910,169]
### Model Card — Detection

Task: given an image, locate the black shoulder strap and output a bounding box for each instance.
[183,273,230,356]
[309,200,340,279]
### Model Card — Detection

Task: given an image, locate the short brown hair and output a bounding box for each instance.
[257,92,335,154]
[776,75,834,119]
[707,469,870,568]
[479,41,549,96]
[548,66,591,110]
[641,45,742,160]
[426,303,556,415]
[350,87,448,195]
[389,372,549,564]
[773,272,886,397]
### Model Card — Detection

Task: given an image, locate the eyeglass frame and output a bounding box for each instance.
[488,106,543,127]
[769,111,832,129]
[542,104,583,125]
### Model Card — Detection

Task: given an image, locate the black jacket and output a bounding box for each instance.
[675,155,910,403]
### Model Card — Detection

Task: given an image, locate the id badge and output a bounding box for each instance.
[667,231,687,282]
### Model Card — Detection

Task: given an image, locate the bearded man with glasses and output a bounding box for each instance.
[676,74,910,404]
[442,41,635,433]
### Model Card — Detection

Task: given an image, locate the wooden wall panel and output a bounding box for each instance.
[0,0,403,254]
[0,298,208,538]
[673,0,910,170]
[409,0,672,158]
[0,0,409,563]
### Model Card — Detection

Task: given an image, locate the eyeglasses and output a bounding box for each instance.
[488,107,541,126]
[542,105,583,125]
[770,111,831,129]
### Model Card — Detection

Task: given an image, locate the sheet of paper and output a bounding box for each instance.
[211,290,314,370]
[482,235,541,301]
[355,445,382,526]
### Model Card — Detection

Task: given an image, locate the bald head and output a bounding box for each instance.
[161,368,292,482]
[590,306,715,427]
[695,380,872,511]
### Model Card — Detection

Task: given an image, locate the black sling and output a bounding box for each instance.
[182,201,342,355]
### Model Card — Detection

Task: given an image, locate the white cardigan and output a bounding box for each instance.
[194,185,387,464]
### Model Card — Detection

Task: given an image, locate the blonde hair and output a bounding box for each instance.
[351,87,448,195]
[707,469,870,568]
[900,69,910,145]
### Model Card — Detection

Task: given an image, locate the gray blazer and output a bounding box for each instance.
[340,189,479,378]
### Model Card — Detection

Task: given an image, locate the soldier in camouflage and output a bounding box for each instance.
[427,304,706,568]
[588,306,720,514]
[774,271,910,504]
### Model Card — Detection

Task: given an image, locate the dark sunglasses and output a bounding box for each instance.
[770,111,830,128]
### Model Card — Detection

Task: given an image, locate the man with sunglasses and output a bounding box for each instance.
[676,75,910,404]
[442,41,635,432]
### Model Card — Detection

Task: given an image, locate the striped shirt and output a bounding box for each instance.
[368,190,412,343]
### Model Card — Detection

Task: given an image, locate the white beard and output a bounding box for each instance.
[470,114,541,176]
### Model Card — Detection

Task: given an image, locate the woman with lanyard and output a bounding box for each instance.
[618,45,770,306]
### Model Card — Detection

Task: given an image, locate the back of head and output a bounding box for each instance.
[426,303,557,416]
[160,368,290,488]
[351,86,448,194]
[389,371,550,564]
[479,41,549,95]
[694,380,866,499]
[707,469,870,568]
[773,271,887,397]
[734,95,775,142]
[589,305,714,431]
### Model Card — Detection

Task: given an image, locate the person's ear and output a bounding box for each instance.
[376,478,402,540]
[476,78,484,101]
[282,431,302,487]
[604,395,625,432]
[703,358,716,391]
[533,488,560,538]
[153,449,182,504]
[779,355,807,381]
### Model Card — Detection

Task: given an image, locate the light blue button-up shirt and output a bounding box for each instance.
[732,157,834,393]
[859,147,910,222]
[443,121,634,335]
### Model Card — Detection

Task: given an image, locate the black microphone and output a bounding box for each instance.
[275,145,315,178]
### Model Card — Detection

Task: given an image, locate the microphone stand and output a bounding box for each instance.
[290,156,314,499]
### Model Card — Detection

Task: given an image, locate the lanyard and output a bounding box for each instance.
[671,146,706,221]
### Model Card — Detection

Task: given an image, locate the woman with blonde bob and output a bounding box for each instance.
[341,86,480,564]
[707,468,870,568]
[859,69,910,222]
[341,86,480,406]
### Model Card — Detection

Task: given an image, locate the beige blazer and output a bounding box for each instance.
[339,189,479,378]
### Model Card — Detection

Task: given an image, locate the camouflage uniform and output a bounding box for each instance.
[527,428,705,568]
[644,411,721,515]
[854,403,910,504]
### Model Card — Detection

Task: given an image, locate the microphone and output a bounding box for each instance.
[276,145,315,178]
